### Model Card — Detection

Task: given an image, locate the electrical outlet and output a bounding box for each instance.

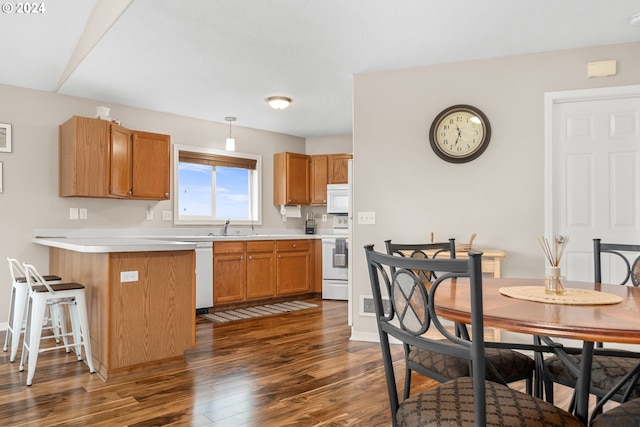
[162,210,172,221]
[120,271,139,283]
[69,208,79,220]
[357,211,376,224]
[79,208,87,219]
[146,208,154,221]
[322,214,328,222]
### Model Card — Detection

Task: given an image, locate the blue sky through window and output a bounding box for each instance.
[215,166,250,219]
[178,162,250,220]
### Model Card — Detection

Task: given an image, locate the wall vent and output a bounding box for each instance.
[360,295,390,316]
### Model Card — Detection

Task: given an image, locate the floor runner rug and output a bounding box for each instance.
[200,300,318,323]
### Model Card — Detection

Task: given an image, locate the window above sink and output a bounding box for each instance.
[174,144,262,226]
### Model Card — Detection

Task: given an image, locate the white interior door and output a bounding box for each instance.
[546,86,640,282]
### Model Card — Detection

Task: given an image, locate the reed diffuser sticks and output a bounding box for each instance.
[538,235,569,266]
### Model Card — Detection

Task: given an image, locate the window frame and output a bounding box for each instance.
[173,144,262,226]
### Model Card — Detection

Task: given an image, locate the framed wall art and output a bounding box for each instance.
[0,123,11,153]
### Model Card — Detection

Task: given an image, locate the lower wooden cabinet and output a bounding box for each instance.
[213,241,246,304]
[276,240,310,295]
[247,241,276,299]
[213,239,315,304]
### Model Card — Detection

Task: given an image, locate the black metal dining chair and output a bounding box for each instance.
[384,239,535,399]
[544,239,640,420]
[365,244,582,426]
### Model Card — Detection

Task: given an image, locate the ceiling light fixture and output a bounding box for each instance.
[225,116,236,151]
[266,96,292,110]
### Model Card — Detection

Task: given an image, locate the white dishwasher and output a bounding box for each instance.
[195,241,213,310]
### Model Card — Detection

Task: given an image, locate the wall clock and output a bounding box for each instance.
[429,105,491,163]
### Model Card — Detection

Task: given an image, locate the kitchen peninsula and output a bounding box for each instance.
[33,236,197,380]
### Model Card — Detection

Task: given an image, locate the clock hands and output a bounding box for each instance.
[454,125,462,146]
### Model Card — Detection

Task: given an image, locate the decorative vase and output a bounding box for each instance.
[545,266,566,295]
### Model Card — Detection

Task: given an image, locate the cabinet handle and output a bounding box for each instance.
[278,254,281,258]
[128,190,132,196]
[293,244,297,248]
[164,193,169,198]
[240,256,244,260]
[248,256,252,260]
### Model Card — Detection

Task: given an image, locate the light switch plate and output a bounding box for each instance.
[69,207,78,220]
[79,208,87,219]
[357,211,376,224]
[162,210,172,221]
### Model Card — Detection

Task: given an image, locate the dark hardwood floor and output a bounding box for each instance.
[1,299,583,426]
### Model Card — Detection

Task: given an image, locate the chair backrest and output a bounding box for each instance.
[594,239,640,286]
[22,263,56,293]
[365,244,486,426]
[7,258,26,283]
[384,239,456,281]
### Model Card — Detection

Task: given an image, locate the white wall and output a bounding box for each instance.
[305,135,352,155]
[350,42,640,340]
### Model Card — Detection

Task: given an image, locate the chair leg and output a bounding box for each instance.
[526,376,532,395]
[8,283,28,363]
[68,300,83,360]
[544,377,555,403]
[18,299,31,373]
[21,296,46,386]
[74,292,94,373]
[403,367,412,399]
[3,285,16,352]
[49,302,71,351]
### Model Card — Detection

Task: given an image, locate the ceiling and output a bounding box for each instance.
[1,0,639,138]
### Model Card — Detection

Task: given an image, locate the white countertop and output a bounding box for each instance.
[32,233,338,253]
[32,236,199,253]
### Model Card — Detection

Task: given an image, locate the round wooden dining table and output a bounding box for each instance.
[432,277,640,424]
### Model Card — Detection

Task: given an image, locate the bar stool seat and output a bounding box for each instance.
[4,258,63,363]
[19,263,94,386]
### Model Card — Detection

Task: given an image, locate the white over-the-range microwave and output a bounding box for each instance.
[327,184,349,214]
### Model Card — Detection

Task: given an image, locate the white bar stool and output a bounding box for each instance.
[19,263,95,386]
[3,258,63,363]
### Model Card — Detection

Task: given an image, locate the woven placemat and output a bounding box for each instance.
[499,286,622,305]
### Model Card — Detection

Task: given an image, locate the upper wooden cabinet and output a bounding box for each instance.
[130,131,171,199]
[310,155,328,206]
[273,152,310,205]
[59,116,170,200]
[274,152,351,206]
[327,153,352,184]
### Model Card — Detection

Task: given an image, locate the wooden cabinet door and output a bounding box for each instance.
[59,116,110,197]
[247,241,275,300]
[109,123,133,197]
[328,154,352,184]
[310,155,328,206]
[131,131,170,200]
[273,152,310,205]
[276,240,310,295]
[214,242,246,303]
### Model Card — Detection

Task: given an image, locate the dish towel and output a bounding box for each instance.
[334,238,348,267]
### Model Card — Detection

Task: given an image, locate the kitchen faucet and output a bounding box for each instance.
[222,219,230,236]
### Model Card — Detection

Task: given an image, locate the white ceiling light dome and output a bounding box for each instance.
[266,96,292,110]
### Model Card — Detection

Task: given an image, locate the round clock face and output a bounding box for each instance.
[429,105,491,163]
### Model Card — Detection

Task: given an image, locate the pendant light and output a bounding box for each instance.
[225,116,236,151]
